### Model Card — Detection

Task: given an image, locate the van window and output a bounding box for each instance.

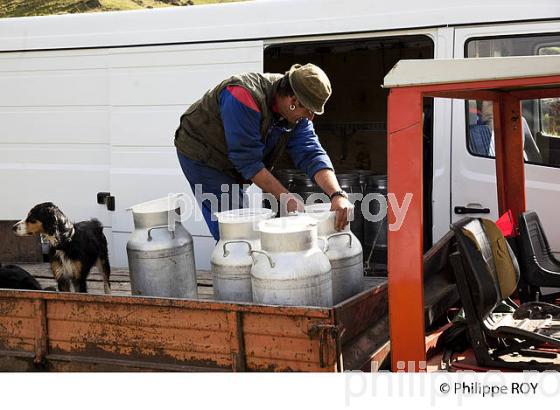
[465,34,560,167]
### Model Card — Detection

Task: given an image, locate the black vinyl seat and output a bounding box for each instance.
[450,217,560,370]
[517,211,560,301]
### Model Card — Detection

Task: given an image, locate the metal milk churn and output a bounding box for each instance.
[363,174,388,274]
[251,216,333,307]
[211,208,275,302]
[305,203,364,304]
[126,194,197,298]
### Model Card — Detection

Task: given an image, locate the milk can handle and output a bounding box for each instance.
[317,237,328,253]
[250,250,275,268]
[222,240,253,257]
[324,232,353,252]
[147,225,176,241]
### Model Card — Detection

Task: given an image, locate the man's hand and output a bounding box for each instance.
[330,195,353,231]
[314,168,353,230]
[251,168,304,214]
[285,193,305,214]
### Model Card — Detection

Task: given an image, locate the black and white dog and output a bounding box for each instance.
[12,202,111,294]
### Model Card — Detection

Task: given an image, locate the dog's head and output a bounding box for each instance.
[12,202,72,245]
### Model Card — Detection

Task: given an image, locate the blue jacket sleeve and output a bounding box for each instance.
[219,87,265,180]
[286,119,334,180]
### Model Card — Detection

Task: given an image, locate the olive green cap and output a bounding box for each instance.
[287,63,332,115]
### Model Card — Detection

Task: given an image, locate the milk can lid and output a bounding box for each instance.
[258,215,317,234]
[215,208,275,223]
[127,193,184,214]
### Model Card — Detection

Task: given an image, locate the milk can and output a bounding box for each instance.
[335,173,363,246]
[126,194,198,299]
[363,174,388,274]
[211,208,275,302]
[305,203,364,304]
[251,216,333,307]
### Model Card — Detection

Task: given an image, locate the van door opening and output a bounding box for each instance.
[264,35,435,264]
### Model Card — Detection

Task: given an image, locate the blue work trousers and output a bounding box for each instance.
[177,149,245,240]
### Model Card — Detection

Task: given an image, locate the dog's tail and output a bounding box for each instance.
[90,218,104,235]
[91,218,109,250]
[91,219,111,295]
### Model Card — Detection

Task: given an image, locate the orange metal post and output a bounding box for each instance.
[387,88,426,371]
[385,75,560,373]
[493,94,526,223]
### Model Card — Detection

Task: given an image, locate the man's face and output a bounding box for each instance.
[281,96,315,125]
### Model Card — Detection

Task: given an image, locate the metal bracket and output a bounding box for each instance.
[97,192,115,211]
[308,323,345,370]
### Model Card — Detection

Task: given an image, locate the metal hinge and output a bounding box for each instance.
[308,323,345,370]
[97,192,115,211]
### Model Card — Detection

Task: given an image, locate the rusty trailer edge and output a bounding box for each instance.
[0,282,388,372]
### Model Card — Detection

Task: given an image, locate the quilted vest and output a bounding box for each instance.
[174,72,289,183]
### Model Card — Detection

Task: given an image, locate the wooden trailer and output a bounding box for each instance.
[0,253,458,372]
[0,265,390,372]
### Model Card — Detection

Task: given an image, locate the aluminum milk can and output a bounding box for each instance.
[211,208,275,302]
[126,194,197,298]
[305,203,364,304]
[251,216,333,307]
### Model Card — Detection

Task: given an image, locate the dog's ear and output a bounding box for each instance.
[29,202,55,216]
[34,204,59,236]
[54,208,72,233]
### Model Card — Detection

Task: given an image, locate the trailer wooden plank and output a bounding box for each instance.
[35,279,212,299]
[0,290,332,318]
[47,300,229,331]
[19,263,215,298]
[49,341,233,368]
[197,293,214,301]
[242,312,315,338]
[47,320,231,353]
[342,317,390,371]
[334,282,388,344]
[246,356,331,372]
[244,334,320,363]
[43,353,231,372]
[0,317,38,340]
[0,297,36,318]
[197,286,214,297]
[15,263,212,284]
[35,278,132,293]
[0,337,35,352]
[32,272,131,281]
[33,271,211,285]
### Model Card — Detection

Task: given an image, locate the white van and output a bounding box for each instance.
[1,0,559,269]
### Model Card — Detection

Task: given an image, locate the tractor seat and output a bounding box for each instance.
[450,217,560,370]
[517,211,560,302]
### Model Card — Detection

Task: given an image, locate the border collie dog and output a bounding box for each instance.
[12,202,111,294]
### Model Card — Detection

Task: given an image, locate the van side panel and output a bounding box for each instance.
[0,49,111,233]
[107,41,263,268]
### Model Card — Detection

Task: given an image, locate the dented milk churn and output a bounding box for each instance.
[211,208,275,302]
[126,194,197,298]
[305,203,364,304]
[251,216,333,307]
